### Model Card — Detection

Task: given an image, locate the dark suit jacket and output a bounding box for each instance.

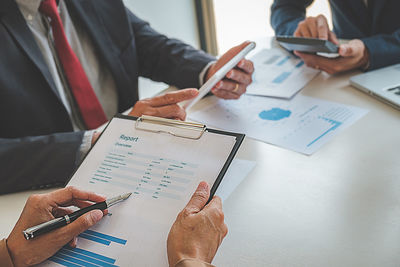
[0,0,214,194]
[271,0,400,70]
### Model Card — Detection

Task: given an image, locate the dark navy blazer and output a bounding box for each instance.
[271,0,400,70]
[0,0,214,194]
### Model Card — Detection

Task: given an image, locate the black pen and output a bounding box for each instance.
[22,192,132,240]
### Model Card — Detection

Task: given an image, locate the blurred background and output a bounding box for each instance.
[123,0,332,98]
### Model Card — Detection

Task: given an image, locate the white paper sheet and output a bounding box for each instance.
[246,48,320,98]
[215,159,256,202]
[189,95,368,155]
[39,117,238,267]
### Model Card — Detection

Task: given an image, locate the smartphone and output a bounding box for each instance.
[276,36,339,54]
[183,41,256,111]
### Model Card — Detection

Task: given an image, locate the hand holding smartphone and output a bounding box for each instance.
[276,36,339,54]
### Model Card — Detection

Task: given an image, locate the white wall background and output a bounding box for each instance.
[123,0,201,98]
[123,0,332,98]
[214,0,332,54]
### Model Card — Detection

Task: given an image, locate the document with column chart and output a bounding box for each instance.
[39,115,243,267]
[246,48,320,98]
[189,95,368,155]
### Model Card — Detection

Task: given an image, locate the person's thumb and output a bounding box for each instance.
[183,181,210,214]
[339,44,353,57]
[64,210,103,238]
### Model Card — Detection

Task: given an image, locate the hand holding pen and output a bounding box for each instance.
[6,187,128,267]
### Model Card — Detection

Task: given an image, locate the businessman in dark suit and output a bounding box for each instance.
[0,0,254,194]
[271,0,400,74]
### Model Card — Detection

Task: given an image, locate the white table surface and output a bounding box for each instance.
[1,44,400,267]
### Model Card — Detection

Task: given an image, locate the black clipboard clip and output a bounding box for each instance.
[135,115,207,140]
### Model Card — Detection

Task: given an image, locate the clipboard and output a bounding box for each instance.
[66,114,245,201]
[53,114,245,266]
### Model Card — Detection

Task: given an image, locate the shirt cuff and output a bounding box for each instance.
[79,130,95,162]
[175,258,215,267]
[198,61,217,86]
[0,239,14,267]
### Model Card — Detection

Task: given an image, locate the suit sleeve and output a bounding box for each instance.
[126,9,216,89]
[362,30,400,70]
[270,0,314,36]
[0,132,84,194]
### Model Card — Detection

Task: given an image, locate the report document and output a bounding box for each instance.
[39,116,240,266]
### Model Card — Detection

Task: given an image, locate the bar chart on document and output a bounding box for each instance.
[246,48,320,98]
[39,116,237,266]
[189,95,368,155]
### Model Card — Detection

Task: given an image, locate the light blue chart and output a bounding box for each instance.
[247,48,320,98]
[189,95,368,155]
[49,246,117,267]
[78,230,127,246]
[49,230,127,267]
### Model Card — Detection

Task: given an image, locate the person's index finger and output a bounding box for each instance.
[316,15,329,40]
[237,59,254,74]
[184,181,210,213]
[48,186,106,206]
[148,89,198,107]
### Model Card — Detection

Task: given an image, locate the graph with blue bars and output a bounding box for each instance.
[49,230,127,266]
[272,59,305,84]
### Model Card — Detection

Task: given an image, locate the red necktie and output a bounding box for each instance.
[39,0,107,129]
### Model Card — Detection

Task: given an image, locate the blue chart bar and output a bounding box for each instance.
[276,56,290,66]
[49,246,117,267]
[79,233,111,246]
[296,61,305,68]
[272,72,292,84]
[307,117,342,147]
[79,230,127,246]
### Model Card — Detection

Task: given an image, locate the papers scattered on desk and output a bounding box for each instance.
[189,95,368,155]
[247,48,320,98]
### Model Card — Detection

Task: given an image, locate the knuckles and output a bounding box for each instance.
[211,207,225,223]
[27,194,41,204]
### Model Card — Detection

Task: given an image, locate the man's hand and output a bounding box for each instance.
[129,89,198,120]
[293,14,369,74]
[206,42,254,99]
[294,14,338,44]
[7,187,105,267]
[294,39,370,74]
[167,182,228,266]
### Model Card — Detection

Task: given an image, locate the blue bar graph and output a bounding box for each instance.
[276,56,290,66]
[49,246,117,267]
[78,230,127,246]
[272,72,292,84]
[307,117,342,147]
[79,233,111,246]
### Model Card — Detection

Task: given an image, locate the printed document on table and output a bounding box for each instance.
[247,48,320,98]
[39,116,238,267]
[189,95,368,155]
